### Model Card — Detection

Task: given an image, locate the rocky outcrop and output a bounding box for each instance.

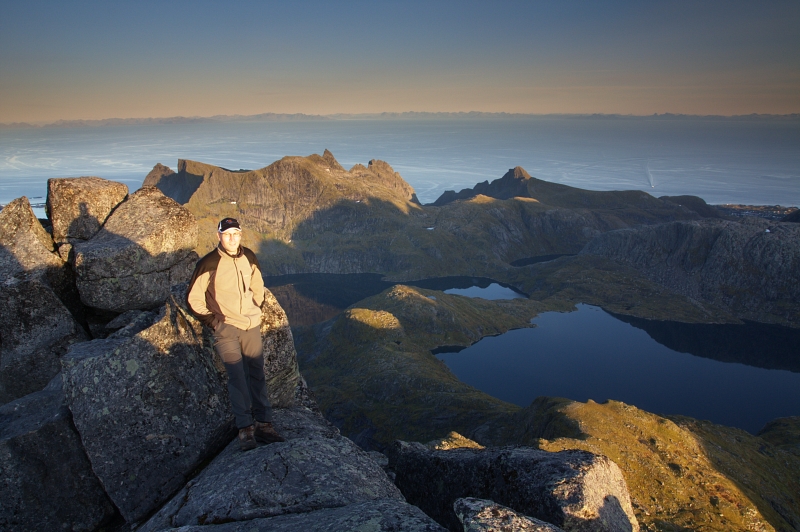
[659,195,723,219]
[433,166,532,206]
[261,287,302,407]
[72,186,198,311]
[0,376,115,531]
[46,177,128,243]
[427,431,485,450]
[432,167,703,228]
[148,153,422,254]
[61,288,232,523]
[455,497,566,532]
[581,218,800,325]
[142,162,177,188]
[0,197,87,403]
[365,158,421,204]
[782,209,800,223]
[387,441,639,532]
[157,499,446,531]
[143,162,202,204]
[0,195,78,302]
[0,274,87,403]
[0,196,63,278]
[140,407,427,531]
[322,148,345,172]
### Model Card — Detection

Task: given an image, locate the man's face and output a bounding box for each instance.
[218,230,241,254]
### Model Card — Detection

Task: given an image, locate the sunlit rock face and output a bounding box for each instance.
[46,176,128,243]
[0,197,87,404]
[387,440,639,532]
[72,186,198,311]
[260,287,303,408]
[0,196,63,276]
[0,195,78,304]
[0,377,115,531]
[455,497,566,532]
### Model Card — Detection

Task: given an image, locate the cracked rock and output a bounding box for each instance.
[158,498,446,531]
[387,441,639,532]
[139,407,405,531]
[72,186,197,311]
[0,376,115,530]
[46,176,128,243]
[455,497,565,531]
[61,290,233,523]
[0,274,87,404]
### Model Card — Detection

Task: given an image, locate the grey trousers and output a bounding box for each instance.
[213,323,273,429]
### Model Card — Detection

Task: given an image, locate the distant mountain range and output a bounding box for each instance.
[3,111,799,129]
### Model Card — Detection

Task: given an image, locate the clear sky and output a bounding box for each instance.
[1,0,798,122]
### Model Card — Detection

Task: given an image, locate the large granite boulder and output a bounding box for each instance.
[140,407,419,531]
[157,499,446,531]
[0,376,115,531]
[0,274,87,404]
[46,176,128,243]
[0,197,87,403]
[61,288,233,523]
[261,287,301,407]
[72,186,198,311]
[455,497,566,532]
[386,441,639,532]
[0,196,63,278]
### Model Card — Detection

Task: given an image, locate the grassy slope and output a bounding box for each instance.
[520,399,800,532]
[295,285,561,448]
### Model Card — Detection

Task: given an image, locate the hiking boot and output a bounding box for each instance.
[254,421,285,444]
[238,425,257,451]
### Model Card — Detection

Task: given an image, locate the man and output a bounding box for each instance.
[187,217,285,451]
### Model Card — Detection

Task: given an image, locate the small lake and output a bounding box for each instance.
[436,304,800,434]
[264,273,525,326]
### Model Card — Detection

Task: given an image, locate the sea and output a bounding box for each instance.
[2,116,799,218]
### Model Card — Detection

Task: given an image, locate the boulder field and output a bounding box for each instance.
[0,175,645,531]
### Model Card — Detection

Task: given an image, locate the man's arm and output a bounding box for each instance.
[243,247,266,307]
[186,255,220,329]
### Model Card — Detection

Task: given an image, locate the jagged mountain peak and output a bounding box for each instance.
[504,166,532,180]
[322,149,345,172]
[144,152,420,251]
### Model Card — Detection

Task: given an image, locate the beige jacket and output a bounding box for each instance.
[186,245,265,331]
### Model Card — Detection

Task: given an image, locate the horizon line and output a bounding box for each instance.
[3,110,800,129]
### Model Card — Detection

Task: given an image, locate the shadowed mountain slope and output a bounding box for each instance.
[432,166,704,226]
[147,154,705,283]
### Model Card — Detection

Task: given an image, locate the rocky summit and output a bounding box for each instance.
[1,152,798,532]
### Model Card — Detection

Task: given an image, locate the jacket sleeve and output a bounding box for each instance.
[244,247,266,308]
[186,259,218,329]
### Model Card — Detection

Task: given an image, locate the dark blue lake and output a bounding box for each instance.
[436,304,800,434]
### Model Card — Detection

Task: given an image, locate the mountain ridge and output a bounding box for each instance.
[4,112,800,129]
